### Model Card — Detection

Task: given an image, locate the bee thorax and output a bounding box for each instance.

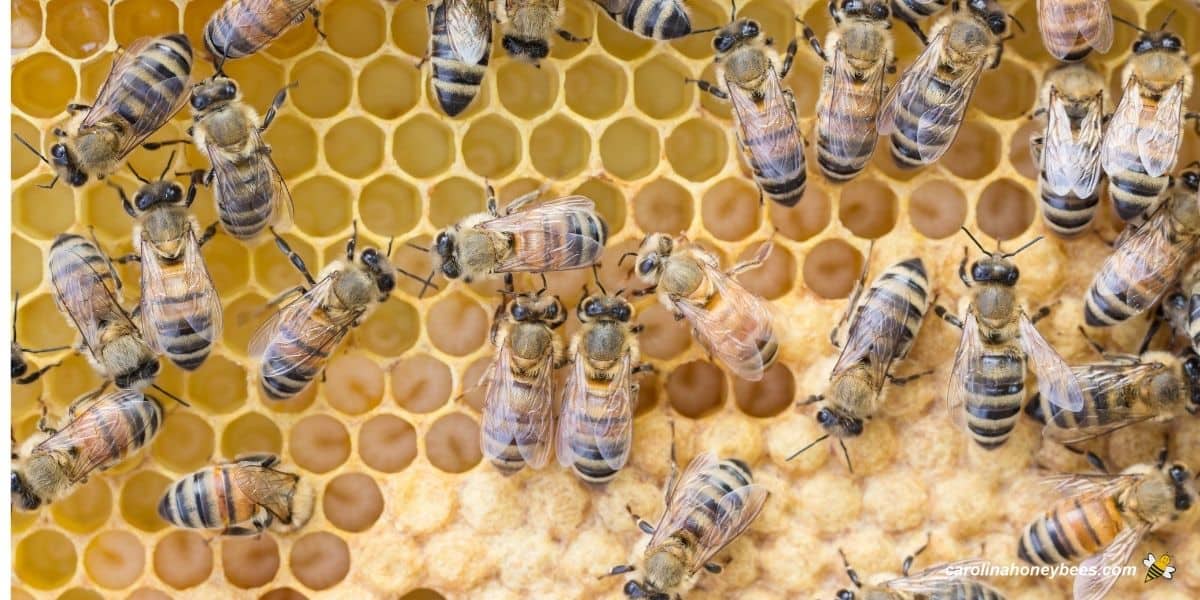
[583,324,625,362]
[645,548,688,592]
[510,324,552,360]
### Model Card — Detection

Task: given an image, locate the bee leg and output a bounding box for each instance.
[886,369,933,386]
[485,182,500,216]
[625,505,656,534]
[1063,445,1111,473]
[779,37,800,79]
[141,139,191,151]
[837,548,863,589]
[270,228,317,286]
[66,103,92,115]
[601,564,636,578]
[797,19,826,63]
[899,532,932,576]
[346,220,358,260]
[1186,113,1200,135]
[556,29,590,44]
[685,78,729,101]
[702,562,723,574]
[933,305,963,329]
[897,16,927,45]
[307,7,327,39]
[957,247,971,287]
[632,363,655,375]
[113,253,140,265]
[36,401,59,435]
[198,222,220,247]
[260,82,297,133]
[266,285,308,310]
[662,420,679,501]
[14,361,61,385]
[1029,302,1056,324]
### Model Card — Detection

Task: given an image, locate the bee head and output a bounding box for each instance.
[434,231,462,279]
[1183,354,1200,415]
[49,143,88,187]
[578,294,634,323]
[816,405,864,437]
[623,580,668,600]
[713,19,759,53]
[502,35,550,62]
[191,77,239,111]
[1164,462,1196,511]
[840,0,889,20]
[113,356,161,390]
[963,0,1007,33]
[629,234,673,283]
[131,181,185,213]
[11,471,41,512]
[970,256,1020,286]
[1132,29,1184,55]
[835,590,857,600]
[360,247,396,295]
[1180,170,1200,192]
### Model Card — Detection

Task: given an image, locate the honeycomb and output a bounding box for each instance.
[9,0,1200,598]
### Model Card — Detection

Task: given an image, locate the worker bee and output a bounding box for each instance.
[1084,170,1200,328]
[557,284,650,483]
[1017,454,1197,600]
[480,291,566,472]
[1030,63,1107,237]
[1163,255,1199,355]
[432,186,608,288]
[606,451,768,598]
[11,293,70,385]
[689,15,807,207]
[800,0,896,182]
[877,0,1010,169]
[832,537,1005,600]
[147,77,294,242]
[250,226,416,400]
[426,0,493,117]
[791,257,931,470]
[1100,18,1194,222]
[629,234,778,381]
[108,157,222,371]
[48,233,160,390]
[204,0,323,63]
[890,0,949,44]
[1036,0,1112,61]
[12,389,164,511]
[591,0,707,40]
[497,0,589,64]
[14,34,193,188]
[936,229,1084,449]
[158,454,314,536]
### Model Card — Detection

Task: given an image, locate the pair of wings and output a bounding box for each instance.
[1041,88,1105,198]
[830,276,925,393]
[876,559,993,595]
[49,241,140,362]
[1042,361,1168,444]
[478,196,604,273]
[556,352,635,472]
[647,452,768,574]
[946,312,1085,421]
[217,0,316,54]
[33,390,159,483]
[204,131,294,238]
[878,26,988,163]
[819,39,887,168]
[726,67,805,180]
[1037,0,1112,60]
[1094,200,1196,314]
[248,276,361,379]
[230,461,302,524]
[1102,78,1187,181]
[138,228,223,355]
[482,342,557,469]
[444,0,493,64]
[81,36,192,162]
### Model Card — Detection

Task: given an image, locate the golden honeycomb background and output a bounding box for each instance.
[9,0,1200,597]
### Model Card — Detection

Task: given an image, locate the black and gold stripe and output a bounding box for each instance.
[667,459,755,551]
[429,0,491,117]
[145,266,217,371]
[964,352,1025,449]
[110,34,192,134]
[745,127,807,207]
[887,70,960,169]
[851,258,930,365]
[1084,214,1191,327]
[215,156,278,241]
[1018,494,1125,565]
[482,378,541,472]
[1040,183,1101,237]
[259,309,343,400]
[1106,158,1169,223]
[204,0,315,61]
[617,0,691,40]
[512,207,608,271]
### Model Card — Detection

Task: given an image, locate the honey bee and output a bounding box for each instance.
[800,0,896,182]
[108,157,222,372]
[1036,0,1112,61]
[1030,63,1107,237]
[791,256,931,470]
[1017,454,1197,600]
[1163,255,1199,355]
[877,0,1011,169]
[497,0,589,64]
[629,234,778,382]
[832,537,1005,600]
[1084,170,1200,328]
[14,34,193,188]
[606,451,768,598]
[689,15,808,207]
[592,0,709,40]
[11,293,70,385]
[158,454,314,536]
[1100,17,1195,222]
[426,0,493,117]
[48,233,161,391]
[890,0,949,44]
[557,284,651,483]
[146,77,294,242]
[432,186,608,288]
[936,229,1084,449]
[481,290,566,472]
[12,390,164,511]
[250,225,416,400]
[204,0,323,63]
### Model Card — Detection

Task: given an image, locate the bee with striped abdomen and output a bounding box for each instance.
[158,454,314,536]
[592,0,708,40]
[689,14,808,207]
[1100,17,1195,222]
[1084,170,1200,328]
[800,0,896,182]
[14,34,193,188]
[832,537,1006,600]
[11,293,70,385]
[425,0,493,117]
[1163,256,1200,355]
[791,256,931,470]
[936,229,1084,449]
[49,233,161,391]
[497,0,589,64]
[432,185,608,288]
[1030,63,1107,237]
[629,234,778,382]
[481,290,567,473]
[1017,453,1197,600]
[557,283,651,483]
[877,0,1011,169]
[890,0,949,44]
[12,390,164,511]
[204,0,323,63]
[108,156,222,372]
[1036,0,1112,61]
[606,450,768,598]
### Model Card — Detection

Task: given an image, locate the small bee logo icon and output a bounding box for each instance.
[1143,553,1175,583]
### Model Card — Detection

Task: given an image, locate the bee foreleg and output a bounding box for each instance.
[837,548,863,588]
[14,361,61,385]
[779,37,800,79]
[601,564,636,578]
[625,504,655,534]
[632,363,655,375]
[66,103,92,115]
[886,369,933,386]
[113,253,140,265]
[1029,302,1056,324]
[797,19,826,63]
[307,7,327,39]
[260,82,297,133]
[933,305,963,329]
[555,29,590,44]
[685,78,729,101]
[141,139,191,151]
[270,228,317,286]
[899,532,932,576]
[36,400,59,435]
[198,222,219,247]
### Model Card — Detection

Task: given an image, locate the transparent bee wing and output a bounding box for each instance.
[557,352,635,471]
[1038,472,1142,498]
[446,0,493,64]
[1041,362,1165,444]
[882,559,988,593]
[137,228,223,355]
[1038,0,1112,59]
[231,462,302,524]
[822,39,885,169]
[649,451,720,551]
[1138,81,1185,178]
[674,253,775,382]
[34,390,160,482]
[830,271,924,395]
[1018,313,1085,412]
[247,276,357,379]
[945,311,982,432]
[213,0,315,56]
[1074,524,1149,600]
[1101,77,1145,178]
[49,240,134,359]
[727,67,805,180]
[1092,205,1193,316]
[690,483,769,572]
[206,133,293,238]
[482,341,556,469]
[1042,90,1104,198]
[478,196,605,273]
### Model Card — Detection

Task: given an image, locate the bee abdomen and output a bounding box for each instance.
[258,321,332,400]
[114,35,193,128]
[745,129,807,207]
[677,458,755,538]
[146,273,217,371]
[963,354,1024,449]
[890,0,947,22]
[205,0,312,60]
[816,106,878,181]
[217,159,277,240]
[1084,264,1171,327]
[159,469,225,529]
[1039,183,1100,237]
[429,3,490,117]
[1107,160,1169,222]
[888,75,958,169]
[1018,497,1124,566]
[482,379,545,472]
[622,0,691,40]
[50,234,118,288]
[564,391,632,483]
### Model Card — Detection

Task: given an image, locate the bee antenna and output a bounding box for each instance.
[395,265,438,293]
[406,242,430,253]
[1158,9,1176,31]
[13,133,50,165]
[1007,13,1025,34]
[729,0,737,21]
[592,264,607,296]
[127,163,151,185]
[386,237,395,258]
[151,383,191,407]
[1185,160,1200,170]
[1111,15,1147,33]
[786,434,829,461]
[536,273,549,296]
[839,439,854,474]
[959,227,989,255]
[158,150,177,181]
[1002,236,1044,259]
[614,288,626,297]
[617,251,639,267]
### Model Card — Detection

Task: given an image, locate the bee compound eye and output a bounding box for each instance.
[51,144,68,159]
[614,304,632,321]
[713,34,734,52]
[638,258,657,275]
[544,302,558,318]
